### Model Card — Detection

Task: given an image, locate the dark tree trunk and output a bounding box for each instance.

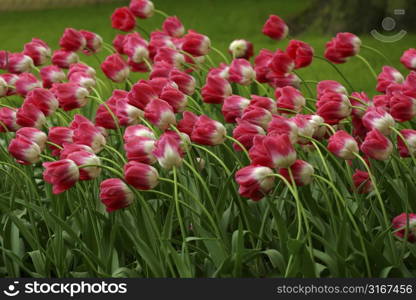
[290,0,416,35]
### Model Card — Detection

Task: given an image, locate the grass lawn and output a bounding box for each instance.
[0,0,414,95]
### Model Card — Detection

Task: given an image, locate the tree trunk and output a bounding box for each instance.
[290,0,415,35]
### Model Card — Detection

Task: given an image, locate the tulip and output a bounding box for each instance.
[279,159,314,186]
[360,129,393,160]
[327,130,359,160]
[124,161,159,191]
[159,85,187,113]
[16,103,46,129]
[392,213,416,242]
[68,63,96,77]
[262,15,288,41]
[8,137,41,165]
[80,30,103,54]
[0,50,8,70]
[154,47,185,70]
[362,106,395,135]
[52,82,89,111]
[290,114,324,144]
[101,54,130,83]
[124,135,156,164]
[352,169,373,194]
[264,134,297,168]
[169,69,196,95]
[317,80,347,99]
[43,159,80,194]
[191,115,226,146]
[68,71,96,89]
[116,98,144,127]
[275,86,305,113]
[397,129,416,157]
[144,99,176,130]
[349,91,370,118]
[25,88,59,116]
[267,115,298,144]
[153,131,184,169]
[250,95,277,114]
[232,118,265,151]
[316,91,351,125]
[147,77,176,96]
[254,49,273,83]
[241,106,272,130]
[59,143,94,159]
[376,66,404,93]
[72,120,106,153]
[124,124,155,142]
[228,39,254,60]
[48,127,74,156]
[149,61,172,79]
[129,0,154,18]
[111,7,136,31]
[0,73,19,96]
[181,30,211,56]
[15,73,42,96]
[127,81,158,110]
[100,178,134,212]
[389,92,416,123]
[123,32,149,63]
[40,65,66,88]
[373,95,389,112]
[163,16,185,38]
[235,164,275,201]
[67,150,101,180]
[23,38,51,66]
[59,28,86,52]
[207,63,230,80]
[113,34,126,54]
[222,95,250,123]
[201,75,232,104]
[0,107,20,132]
[400,48,416,71]
[177,111,198,136]
[52,50,79,69]
[269,49,295,75]
[267,72,301,89]
[285,40,314,69]
[16,127,47,151]
[324,32,361,64]
[228,59,256,86]
[7,53,34,74]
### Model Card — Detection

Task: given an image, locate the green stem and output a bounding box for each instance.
[355,54,378,80]
[361,44,392,65]
[225,135,249,160]
[313,55,354,91]
[211,46,229,64]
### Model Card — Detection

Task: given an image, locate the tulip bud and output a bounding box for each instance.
[127,81,158,110]
[397,129,416,157]
[16,127,47,151]
[241,106,272,130]
[72,119,106,153]
[123,32,149,63]
[400,48,416,71]
[67,150,101,180]
[228,39,254,60]
[48,127,74,156]
[111,7,136,31]
[286,39,314,69]
[392,213,416,242]
[43,159,80,194]
[327,130,359,160]
[153,131,184,169]
[316,91,351,125]
[163,16,185,38]
[190,115,226,146]
[129,0,154,18]
[352,169,373,194]
[15,73,42,96]
[52,82,89,111]
[262,15,288,41]
[235,164,275,201]
[362,106,395,135]
[40,65,66,88]
[124,136,156,164]
[279,160,314,186]
[181,30,211,56]
[228,59,256,86]
[16,103,46,129]
[222,95,250,123]
[8,137,41,165]
[101,54,130,83]
[25,88,59,116]
[0,107,20,132]
[80,30,103,54]
[269,50,295,74]
[124,124,155,142]
[100,178,134,212]
[275,86,305,114]
[52,50,79,69]
[59,28,86,52]
[317,80,347,99]
[376,66,404,93]
[23,38,51,66]
[144,99,176,130]
[232,118,265,151]
[267,115,298,144]
[201,75,232,104]
[124,161,159,190]
[7,53,34,74]
[360,129,393,160]
[160,85,187,113]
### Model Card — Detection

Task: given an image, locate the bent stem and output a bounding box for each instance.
[361,44,392,65]
[224,135,250,160]
[211,46,230,64]
[390,126,416,167]
[355,54,378,80]
[313,55,354,91]
[352,152,396,262]
[78,163,124,178]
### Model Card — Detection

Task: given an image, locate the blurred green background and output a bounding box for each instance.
[0,0,414,95]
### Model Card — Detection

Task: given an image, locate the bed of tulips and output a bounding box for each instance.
[1,0,416,278]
